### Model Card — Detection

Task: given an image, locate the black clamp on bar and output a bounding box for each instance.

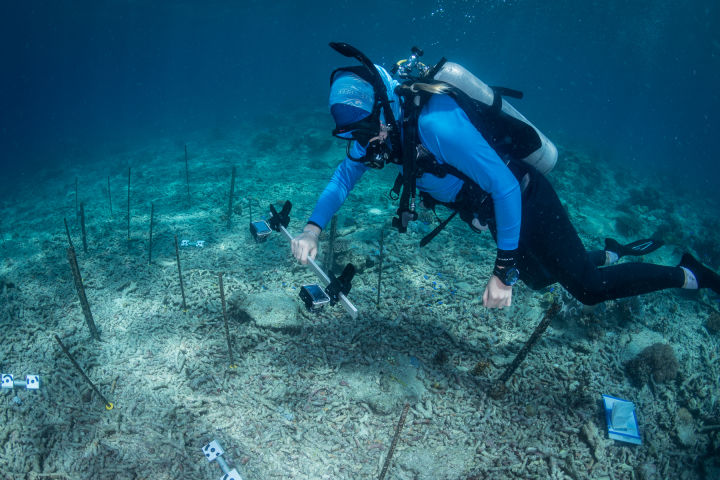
[325,263,356,305]
[268,201,292,232]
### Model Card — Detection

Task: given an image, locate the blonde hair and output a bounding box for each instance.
[408,82,452,95]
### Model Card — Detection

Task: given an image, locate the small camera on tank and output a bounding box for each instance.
[299,284,331,311]
[250,220,272,242]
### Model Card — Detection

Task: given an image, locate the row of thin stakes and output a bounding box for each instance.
[58,145,241,412]
[71,145,240,262]
[59,145,562,479]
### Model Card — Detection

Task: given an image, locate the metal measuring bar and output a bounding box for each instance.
[267,200,358,318]
[277,224,358,319]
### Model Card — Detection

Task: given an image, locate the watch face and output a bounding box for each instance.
[505,268,519,286]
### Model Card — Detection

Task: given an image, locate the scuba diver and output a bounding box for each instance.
[291,43,720,309]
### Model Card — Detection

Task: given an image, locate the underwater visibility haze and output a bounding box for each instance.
[0,1,719,479]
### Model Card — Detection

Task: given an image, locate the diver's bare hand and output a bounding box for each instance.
[482,275,513,308]
[291,225,320,265]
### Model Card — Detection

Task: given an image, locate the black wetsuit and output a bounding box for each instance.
[450,160,685,305]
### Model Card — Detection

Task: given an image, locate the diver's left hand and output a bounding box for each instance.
[482,275,513,308]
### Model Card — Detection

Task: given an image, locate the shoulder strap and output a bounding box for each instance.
[390,83,489,234]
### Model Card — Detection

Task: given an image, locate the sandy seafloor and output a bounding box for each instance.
[1,111,719,480]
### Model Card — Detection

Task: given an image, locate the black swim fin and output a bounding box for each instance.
[678,253,720,294]
[605,238,664,258]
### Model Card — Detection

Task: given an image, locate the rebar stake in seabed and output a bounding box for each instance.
[174,235,187,310]
[323,215,338,273]
[378,402,410,480]
[489,301,560,399]
[63,218,75,250]
[54,334,113,409]
[66,246,100,341]
[218,273,236,368]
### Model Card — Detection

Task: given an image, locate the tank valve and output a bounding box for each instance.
[393,45,428,79]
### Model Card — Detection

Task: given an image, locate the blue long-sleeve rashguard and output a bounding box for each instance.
[309,93,522,250]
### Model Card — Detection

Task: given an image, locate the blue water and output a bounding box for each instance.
[2,4,720,478]
[1,0,718,198]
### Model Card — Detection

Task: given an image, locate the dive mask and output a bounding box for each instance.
[332,109,380,145]
[332,110,392,169]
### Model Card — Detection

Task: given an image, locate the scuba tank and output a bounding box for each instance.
[434,62,557,174]
[394,48,558,175]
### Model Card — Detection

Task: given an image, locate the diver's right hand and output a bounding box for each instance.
[482,275,513,309]
[291,225,321,265]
